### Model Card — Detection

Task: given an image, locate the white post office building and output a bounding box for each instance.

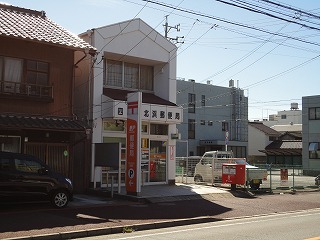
[76,19,182,194]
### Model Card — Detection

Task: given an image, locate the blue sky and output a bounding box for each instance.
[3,0,320,120]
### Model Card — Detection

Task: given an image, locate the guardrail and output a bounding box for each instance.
[0,80,53,99]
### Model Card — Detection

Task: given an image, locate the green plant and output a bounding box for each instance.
[122,226,134,233]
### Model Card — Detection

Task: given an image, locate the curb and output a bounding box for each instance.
[3,216,221,240]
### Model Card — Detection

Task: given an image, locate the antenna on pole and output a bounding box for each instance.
[164,15,184,44]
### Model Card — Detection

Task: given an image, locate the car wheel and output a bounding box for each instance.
[51,190,69,208]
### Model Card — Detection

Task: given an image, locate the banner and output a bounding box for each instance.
[126,92,142,195]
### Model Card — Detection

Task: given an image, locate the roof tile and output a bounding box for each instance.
[0,4,96,52]
[0,115,88,132]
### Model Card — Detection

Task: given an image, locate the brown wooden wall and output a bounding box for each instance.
[0,37,75,117]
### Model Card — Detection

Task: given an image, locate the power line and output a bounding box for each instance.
[143,0,320,47]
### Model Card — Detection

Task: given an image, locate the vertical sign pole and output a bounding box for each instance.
[225,131,229,151]
[126,92,142,196]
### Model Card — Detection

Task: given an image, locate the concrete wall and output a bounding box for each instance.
[302,95,320,171]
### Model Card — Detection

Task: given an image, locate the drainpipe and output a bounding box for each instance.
[73,49,89,118]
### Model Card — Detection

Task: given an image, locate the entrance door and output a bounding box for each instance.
[149,141,167,182]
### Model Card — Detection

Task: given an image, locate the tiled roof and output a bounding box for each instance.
[0,115,88,132]
[266,140,302,150]
[259,140,302,156]
[0,4,96,53]
[249,121,281,136]
[103,88,177,106]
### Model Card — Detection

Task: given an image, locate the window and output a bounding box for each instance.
[105,59,154,91]
[208,121,213,126]
[309,107,320,120]
[188,119,195,139]
[200,120,205,125]
[141,123,149,134]
[188,93,195,113]
[201,95,205,106]
[0,56,23,93]
[106,59,122,87]
[26,60,49,86]
[140,65,153,91]
[222,122,229,131]
[150,124,168,135]
[124,62,139,89]
[14,158,42,173]
[281,115,286,119]
[103,120,125,132]
[309,142,320,159]
[0,158,11,171]
[26,60,49,95]
[0,56,51,98]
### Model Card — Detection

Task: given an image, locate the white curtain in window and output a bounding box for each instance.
[124,63,139,89]
[106,60,122,87]
[140,65,153,91]
[5,57,22,83]
[4,57,22,93]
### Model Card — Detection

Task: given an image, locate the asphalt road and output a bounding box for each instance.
[0,191,319,240]
[79,208,320,240]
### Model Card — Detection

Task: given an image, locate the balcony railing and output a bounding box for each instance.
[0,80,53,100]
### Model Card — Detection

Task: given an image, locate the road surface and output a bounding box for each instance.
[79,208,320,240]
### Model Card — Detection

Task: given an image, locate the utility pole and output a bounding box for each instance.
[164,15,184,44]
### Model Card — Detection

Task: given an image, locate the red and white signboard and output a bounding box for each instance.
[126,92,142,195]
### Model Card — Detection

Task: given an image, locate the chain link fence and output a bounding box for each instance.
[176,157,320,192]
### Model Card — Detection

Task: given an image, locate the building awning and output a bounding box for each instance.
[103,88,177,106]
[0,115,88,132]
[309,142,319,151]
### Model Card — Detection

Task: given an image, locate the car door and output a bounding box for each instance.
[0,156,17,198]
[201,153,213,182]
[12,156,55,199]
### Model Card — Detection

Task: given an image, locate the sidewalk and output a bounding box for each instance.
[0,183,237,240]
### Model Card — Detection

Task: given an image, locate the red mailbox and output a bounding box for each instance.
[222,163,246,185]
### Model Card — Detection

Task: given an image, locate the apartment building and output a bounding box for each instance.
[176,79,248,158]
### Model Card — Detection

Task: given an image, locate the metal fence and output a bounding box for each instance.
[176,157,320,192]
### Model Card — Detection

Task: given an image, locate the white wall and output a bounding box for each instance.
[248,125,270,156]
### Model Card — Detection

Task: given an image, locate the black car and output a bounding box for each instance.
[0,151,73,208]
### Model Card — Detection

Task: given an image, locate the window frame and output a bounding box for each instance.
[26,60,49,86]
[188,93,196,113]
[222,122,229,132]
[309,142,320,159]
[309,107,320,120]
[201,95,205,106]
[105,59,154,91]
[188,119,195,139]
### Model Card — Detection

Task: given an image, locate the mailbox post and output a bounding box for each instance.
[222,163,246,190]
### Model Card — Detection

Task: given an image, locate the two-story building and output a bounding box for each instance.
[0,4,96,192]
[75,19,182,193]
[302,95,320,175]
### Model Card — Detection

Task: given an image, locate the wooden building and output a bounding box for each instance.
[0,4,96,192]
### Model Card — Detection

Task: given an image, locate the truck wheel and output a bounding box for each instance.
[249,182,260,190]
[194,175,203,183]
